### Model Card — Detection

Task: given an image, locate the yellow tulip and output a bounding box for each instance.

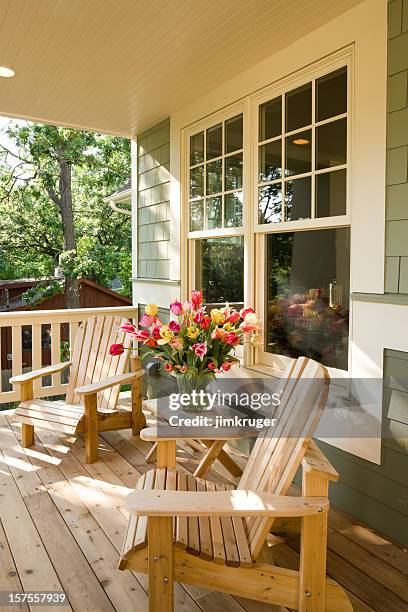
[157,325,174,345]
[210,308,225,325]
[145,303,158,317]
[187,326,200,339]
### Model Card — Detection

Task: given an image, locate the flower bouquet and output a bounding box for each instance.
[109,290,260,409]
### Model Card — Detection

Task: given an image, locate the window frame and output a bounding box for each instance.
[186,101,247,239]
[182,47,353,375]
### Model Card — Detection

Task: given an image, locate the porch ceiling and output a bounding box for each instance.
[0,0,361,137]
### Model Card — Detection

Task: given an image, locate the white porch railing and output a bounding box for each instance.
[0,305,138,406]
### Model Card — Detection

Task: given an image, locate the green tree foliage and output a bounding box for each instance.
[0,120,131,300]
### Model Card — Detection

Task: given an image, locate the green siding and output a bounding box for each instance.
[137,119,171,280]
[311,349,408,546]
[385,1,408,292]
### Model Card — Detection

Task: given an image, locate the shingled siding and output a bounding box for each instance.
[137,119,171,280]
[385,0,408,292]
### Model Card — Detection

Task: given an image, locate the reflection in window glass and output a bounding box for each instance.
[225,192,243,227]
[206,196,222,229]
[196,236,244,306]
[189,165,204,200]
[316,169,346,217]
[285,130,312,176]
[265,228,350,369]
[206,124,222,159]
[259,97,282,141]
[259,140,282,182]
[189,199,204,231]
[225,153,243,191]
[225,114,243,153]
[190,132,204,166]
[285,177,311,221]
[206,159,222,195]
[285,83,312,132]
[259,184,282,224]
[317,67,347,122]
[316,119,347,170]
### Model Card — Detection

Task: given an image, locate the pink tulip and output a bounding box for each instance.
[241,322,257,333]
[227,311,240,324]
[109,343,124,356]
[191,341,207,360]
[120,322,136,334]
[152,325,162,339]
[224,332,240,346]
[134,329,150,341]
[191,290,203,310]
[184,300,192,312]
[170,300,184,316]
[239,307,255,320]
[139,314,154,327]
[221,362,232,372]
[169,320,181,332]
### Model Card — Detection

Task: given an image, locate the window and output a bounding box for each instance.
[257,67,348,225]
[189,114,243,232]
[265,228,350,370]
[194,236,244,308]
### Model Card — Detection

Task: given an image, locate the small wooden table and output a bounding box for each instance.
[142,397,254,478]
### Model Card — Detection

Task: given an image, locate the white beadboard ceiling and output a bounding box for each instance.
[0,0,362,137]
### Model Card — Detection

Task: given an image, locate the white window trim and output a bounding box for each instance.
[182,47,354,374]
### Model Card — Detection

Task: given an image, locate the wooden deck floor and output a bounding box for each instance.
[1,408,408,612]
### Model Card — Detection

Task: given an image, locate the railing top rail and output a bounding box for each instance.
[0,305,138,326]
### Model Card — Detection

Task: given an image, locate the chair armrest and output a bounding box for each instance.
[140,425,257,442]
[9,361,72,384]
[126,489,329,517]
[75,370,144,396]
[302,440,339,482]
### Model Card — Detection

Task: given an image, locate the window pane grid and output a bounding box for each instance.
[189,114,244,232]
[257,68,348,225]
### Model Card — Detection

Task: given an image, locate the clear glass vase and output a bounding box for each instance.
[176,373,215,412]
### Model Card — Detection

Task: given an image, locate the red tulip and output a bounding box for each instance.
[109,343,125,356]
[191,290,203,310]
[120,322,136,334]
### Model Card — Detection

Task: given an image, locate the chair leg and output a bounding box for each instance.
[130,355,146,436]
[84,393,98,464]
[298,470,328,612]
[148,517,173,612]
[22,423,35,448]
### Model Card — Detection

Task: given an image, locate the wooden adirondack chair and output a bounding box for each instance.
[10,315,145,463]
[119,357,353,612]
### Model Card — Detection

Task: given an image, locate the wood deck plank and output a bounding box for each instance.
[0,518,29,612]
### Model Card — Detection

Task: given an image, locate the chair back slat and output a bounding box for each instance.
[66,315,132,409]
[237,357,329,560]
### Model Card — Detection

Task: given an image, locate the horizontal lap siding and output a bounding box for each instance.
[137,120,171,281]
[312,348,408,546]
[385,0,408,292]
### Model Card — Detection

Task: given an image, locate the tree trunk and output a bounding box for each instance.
[59,160,80,308]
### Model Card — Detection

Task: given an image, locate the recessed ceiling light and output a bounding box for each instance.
[293,138,309,145]
[0,66,15,78]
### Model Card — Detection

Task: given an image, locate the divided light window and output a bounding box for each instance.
[189,114,243,232]
[258,67,348,224]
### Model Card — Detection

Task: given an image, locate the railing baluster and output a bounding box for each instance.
[51,322,61,389]
[32,323,42,397]
[11,325,23,384]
